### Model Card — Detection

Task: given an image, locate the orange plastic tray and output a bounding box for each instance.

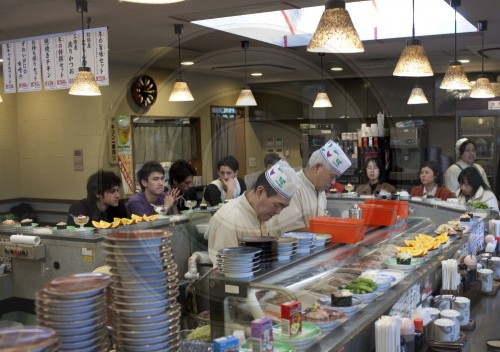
[364,199,408,219]
[359,204,398,226]
[309,217,365,244]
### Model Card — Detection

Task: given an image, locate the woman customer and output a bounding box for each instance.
[411,161,455,200]
[445,138,490,193]
[456,167,499,211]
[355,157,396,196]
[67,170,129,226]
[203,155,247,206]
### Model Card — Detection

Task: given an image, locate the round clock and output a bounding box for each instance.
[131,75,157,108]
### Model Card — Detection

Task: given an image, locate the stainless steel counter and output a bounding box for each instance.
[463,291,500,352]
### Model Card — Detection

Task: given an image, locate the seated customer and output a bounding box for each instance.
[356,157,396,195]
[67,170,128,226]
[411,161,455,200]
[126,161,181,216]
[208,161,299,264]
[203,155,247,206]
[167,159,198,212]
[456,167,499,211]
[244,152,284,190]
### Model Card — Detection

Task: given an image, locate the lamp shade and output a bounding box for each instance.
[235,87,257,106]
[440,62,471,90]
[393,39,433,77]
[407,86,428,104]
[307,0,364,53]
[119,0,184,3]
[470,76,495,99]
[169,79,194,101]
[69,67,101,96]
[313,92,333,108]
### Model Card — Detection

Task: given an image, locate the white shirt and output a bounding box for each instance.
[275,169,327,233]
[207,193,281,264]
[445,160,490,193]
[456,186,499,211]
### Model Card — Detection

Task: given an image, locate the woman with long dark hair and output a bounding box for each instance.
[456,167,498,211]
[355,157,395,195]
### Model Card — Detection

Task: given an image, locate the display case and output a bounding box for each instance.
[207,200,495,351]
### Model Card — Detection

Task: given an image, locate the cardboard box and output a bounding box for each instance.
[310,217,364,244]
[251,317,274,352]
[213,335,240,352]
[281,300,302,337]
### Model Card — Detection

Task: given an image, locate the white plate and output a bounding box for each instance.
[352,291,378,303]
[378,269,405,287]
[319,296,363,316]
[220,270,258,280]
[383,257,424,272]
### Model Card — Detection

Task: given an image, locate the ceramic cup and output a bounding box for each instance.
[439,309,460,341]
[478,268,494,292]
[451,297,470,326]
[488,257,500,278]
[433,318,456,342]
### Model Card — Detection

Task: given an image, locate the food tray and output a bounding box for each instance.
[460,319,475,331]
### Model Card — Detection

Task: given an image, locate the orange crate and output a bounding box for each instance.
[364,199,408,219]
[359,204,397,226]
[309,217,364,244]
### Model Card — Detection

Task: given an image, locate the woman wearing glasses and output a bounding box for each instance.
[355,157,396,196]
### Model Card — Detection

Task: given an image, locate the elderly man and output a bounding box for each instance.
[208,161,300,264]
[277,140,351,232]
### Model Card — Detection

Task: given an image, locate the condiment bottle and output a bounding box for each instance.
[459,263,470,291]
[400,318,415,352]
[413,318,424,352]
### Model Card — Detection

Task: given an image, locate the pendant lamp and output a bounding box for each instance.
[169,24,194,102]
[393,0,433,77]
[235,41,257,106]
[440,0,470,90]
[407,84,428,104]
[470,20,495,99]
[69,0,101,96]
[119,0,184,3]
[307,0,364,53]
[313,53,333,108]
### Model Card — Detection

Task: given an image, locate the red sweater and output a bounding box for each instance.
[410,185,456,201]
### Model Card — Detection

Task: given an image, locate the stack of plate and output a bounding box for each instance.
[282,232,317,254]
[0,326,60,351]
[104,229,181,352]
[239,236,278,265]
[276,237,299,261]
[216,247,262,280]
[314,233,332,247]
[35,273,110,351]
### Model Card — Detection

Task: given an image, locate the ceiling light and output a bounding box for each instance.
[313,53,332,108]
[251,72,262,77]
[331,67,343,71]
[470,20,495,99]
[169,24,194,102]
[118,0,184,4]
[307,0,364,54]
[0,94,3,103]
[236,41,257,106]
[407,85,428,104]
[69,0,101,96]
[393,0,433,77]
[181,61,194,66]
[458,59,470,64]
[440,0,469,90]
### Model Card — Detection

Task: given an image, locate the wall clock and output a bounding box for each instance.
[131,75,157,108]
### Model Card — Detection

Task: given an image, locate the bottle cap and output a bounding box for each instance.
[414,318,424,330]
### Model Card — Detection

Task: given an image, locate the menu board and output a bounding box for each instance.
[2,27,109,94]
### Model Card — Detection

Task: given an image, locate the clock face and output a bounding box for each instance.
[132,75,157,108]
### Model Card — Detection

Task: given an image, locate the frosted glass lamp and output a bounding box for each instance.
[236,87,257,106]
[169,79,194,101]
[407,86,428,104]
[69,67,101,96]
[393,39,433,77]
[440,62,471,90]
[470,76,495,99]
[313,92,333,108]
[307,0,364,53]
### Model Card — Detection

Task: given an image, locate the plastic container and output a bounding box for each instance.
[359,204,397,227]
[364,199,408,219]
[309,217,364,244]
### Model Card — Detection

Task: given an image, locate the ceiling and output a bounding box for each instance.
[1,0,500,86]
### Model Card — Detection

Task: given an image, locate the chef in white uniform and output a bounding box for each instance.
[276,140,352,232]
[208,161,300,264]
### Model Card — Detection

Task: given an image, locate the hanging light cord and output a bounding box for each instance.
[320,53,325,83]
[79,7,87,68]
[411,0,415,39]
[481,27,485,74]
[453,4,457,62]
[177,32,182,80]
[243,45,248,86]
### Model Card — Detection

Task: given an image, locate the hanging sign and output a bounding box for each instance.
[116,114,134,196]
[2,27,109,94]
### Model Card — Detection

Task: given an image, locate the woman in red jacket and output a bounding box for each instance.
[411,161,456,200]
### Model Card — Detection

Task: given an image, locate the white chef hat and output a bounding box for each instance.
[319,140,352,175]
[455,138,469,158]
[265,160,300,199]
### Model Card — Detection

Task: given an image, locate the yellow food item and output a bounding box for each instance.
[111,219,121,228]
[99,220,112,229]
[407,247,425,257]
[147,214,159,221]
[404,239,417,247]
[92,220,101,228]
[131,214,143,222]
[127,218,136,225]
[120,218,129,225]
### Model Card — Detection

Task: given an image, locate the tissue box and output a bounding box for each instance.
[281,301,302,337]
[213,335,239,352]
[251,317,273,352]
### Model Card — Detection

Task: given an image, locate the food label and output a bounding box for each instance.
[281,300,302,337]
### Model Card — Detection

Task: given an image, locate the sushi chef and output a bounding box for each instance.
[276,140,351,232]
[208,161,300,264]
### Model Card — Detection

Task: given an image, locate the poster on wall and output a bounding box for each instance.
[2,43,16,93]
[116,114,134,196]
